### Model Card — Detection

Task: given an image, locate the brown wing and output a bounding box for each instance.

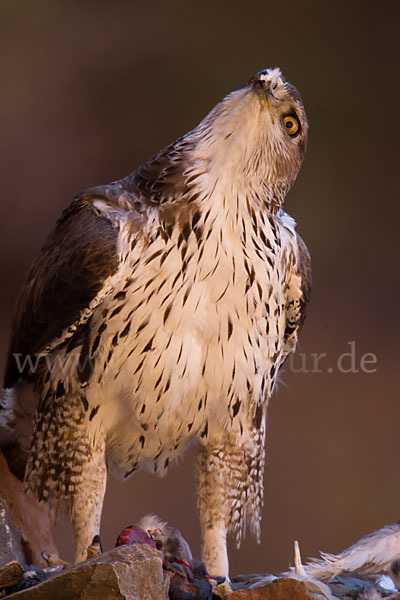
[4,194,121,388]
[281,232,312,362]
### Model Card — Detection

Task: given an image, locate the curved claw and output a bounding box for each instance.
[87,534,104,558]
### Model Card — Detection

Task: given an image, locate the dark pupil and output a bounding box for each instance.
[286,120,294,129]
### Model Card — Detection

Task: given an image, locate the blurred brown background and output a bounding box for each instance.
[0,0,399,576]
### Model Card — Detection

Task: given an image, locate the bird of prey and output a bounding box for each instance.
[1,67,311,577]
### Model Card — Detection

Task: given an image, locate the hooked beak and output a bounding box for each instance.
[250,69,281,110]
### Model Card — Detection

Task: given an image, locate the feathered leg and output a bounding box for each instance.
[24,386,107,563]
[196,428,265,577]
[71,434,107,562]
[197,443,229,577]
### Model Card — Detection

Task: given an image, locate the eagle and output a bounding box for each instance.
[1,68,311,577]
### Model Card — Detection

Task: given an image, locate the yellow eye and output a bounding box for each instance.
[283,115,300,137]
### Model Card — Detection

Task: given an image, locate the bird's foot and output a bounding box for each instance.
[41,551,71,569]
[212,577,233,599]
[87,534,104,559]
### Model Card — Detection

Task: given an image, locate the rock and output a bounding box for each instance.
[7,543,168,600]
[0,498,26,587]
[229,577,327,599]
[0,452,57,565]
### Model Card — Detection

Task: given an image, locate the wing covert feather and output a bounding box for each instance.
[4,195,121,387]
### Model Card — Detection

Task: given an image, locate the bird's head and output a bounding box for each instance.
[192,68,308,206]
